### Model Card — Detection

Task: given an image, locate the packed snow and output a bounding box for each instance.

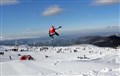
[0,44,120,76]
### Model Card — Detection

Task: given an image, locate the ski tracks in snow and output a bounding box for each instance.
[21,61,63,75]
[1,60,63,76]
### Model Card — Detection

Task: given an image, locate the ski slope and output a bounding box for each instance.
[0,44,120,76]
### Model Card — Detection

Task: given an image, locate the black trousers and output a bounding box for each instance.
[49,32,59,39]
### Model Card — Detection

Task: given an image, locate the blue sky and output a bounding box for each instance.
[0,0,119,39]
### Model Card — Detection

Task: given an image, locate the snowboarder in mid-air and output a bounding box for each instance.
[49,26,62,39]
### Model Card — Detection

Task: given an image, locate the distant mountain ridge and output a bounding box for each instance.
[0,34,120,47]
[93,34,120,47]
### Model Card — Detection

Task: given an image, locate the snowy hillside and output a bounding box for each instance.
[0,44,120,76]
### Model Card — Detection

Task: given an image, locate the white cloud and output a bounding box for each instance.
[42,5,63,16]
[93,0,120,5]
[0,0,19,5]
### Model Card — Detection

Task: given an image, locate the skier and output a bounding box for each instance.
[49,26,62,39]
[9,56,12,60]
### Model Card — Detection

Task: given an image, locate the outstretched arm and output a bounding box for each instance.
[55,26,62,30]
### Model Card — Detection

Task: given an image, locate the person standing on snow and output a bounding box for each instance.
[49,26,61,39]
[9,56,12,60]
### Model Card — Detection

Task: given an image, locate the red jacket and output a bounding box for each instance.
[49,26,55,35]
[20,55,33,60]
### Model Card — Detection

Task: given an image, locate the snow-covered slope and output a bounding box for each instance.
[0,44,120,76]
